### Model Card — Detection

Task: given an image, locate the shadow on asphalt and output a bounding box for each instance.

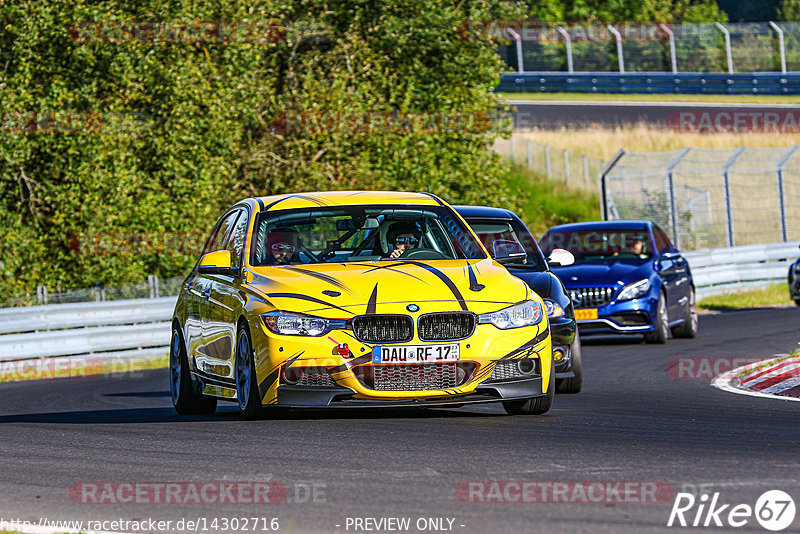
[581,335,645,346]
[0,404,507,424]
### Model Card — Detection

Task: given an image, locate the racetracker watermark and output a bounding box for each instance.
[70,482,288,505]
[0,355,152,382]
[68,231,206,256]
[68,21,285,44]
[668,110,800,134]
[457,20,669,43]
[271,111,493,135]
[456,481,674,504]
[0,110,147,135]
[666,357,764,380]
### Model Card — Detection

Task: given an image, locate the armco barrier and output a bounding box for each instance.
[497,72,800,95]
[0,244,796,368]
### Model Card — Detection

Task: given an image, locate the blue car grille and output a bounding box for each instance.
[570,287,615,308]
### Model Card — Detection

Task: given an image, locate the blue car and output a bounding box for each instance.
[540,221,698,343]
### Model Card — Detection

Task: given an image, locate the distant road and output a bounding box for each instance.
[506,99,800,129]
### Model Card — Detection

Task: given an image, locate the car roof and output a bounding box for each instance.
[545,220,652,232]
[252,191,443,212]
[453,205,516,219]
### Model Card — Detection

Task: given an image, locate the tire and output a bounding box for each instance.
[672,286,698,338]
[235,323,269,420]
[170,327,217,415]
[795,299,800,307]
[503,351,555,415]
[644,291,669,344]
[556,334,583,394]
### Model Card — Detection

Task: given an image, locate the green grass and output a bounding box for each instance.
[504,164,600,237]
[698,283,795,311]
[498,92,800,104]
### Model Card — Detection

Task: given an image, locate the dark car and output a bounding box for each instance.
[789,247,800,306]
[539,221,698,343]
[456,205,582,394]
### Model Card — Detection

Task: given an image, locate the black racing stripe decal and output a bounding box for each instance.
[284,267,357,297]
[466,262,485,292]
[365,283,378,315]
[262,194,327,211]
[329,354,373,374]
[401,260,468,311]
[266,292,355,315]
[258,351,304,394]
[255,198,265,210]
[472,326,550,383]
[422,192,444,206]
[362,265,429,283]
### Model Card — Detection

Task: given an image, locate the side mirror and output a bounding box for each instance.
[493,239,527,264]
[198,250,233,275]
[547,248,575,267]
[660,247,681,260]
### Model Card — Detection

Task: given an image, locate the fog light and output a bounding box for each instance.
[517,359,536,375]
[282,367,305,385]
[553,348,566,362]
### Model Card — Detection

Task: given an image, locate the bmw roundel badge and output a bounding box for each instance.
[406,304,420,312]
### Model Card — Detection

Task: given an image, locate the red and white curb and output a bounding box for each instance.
[712,354,800,402]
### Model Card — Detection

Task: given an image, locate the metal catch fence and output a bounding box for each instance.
[601,146,800,251]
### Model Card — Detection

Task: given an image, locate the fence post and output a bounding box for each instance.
[507,28,525,74]
[607,25,625,73]
[666,148,692,249]
[527,140,533,168]
[148,275,160,299]
[769,22,787,75]
[563,150,570,183]
[776,145,798,242]
[583,155,589,187]
[722,147,746,247]
[509,137,515,162]
[545,145,552,179]
[36,285,47,305]
[599,150,627,221]
[715,23,733,74]
[556,26,574,73]
[659,23,678,74]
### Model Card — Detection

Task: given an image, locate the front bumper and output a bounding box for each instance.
[275,375,545,408]
[573,295,658,336]
[549,316,577,378]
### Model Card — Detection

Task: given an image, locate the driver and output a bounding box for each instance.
[387,222,421,259]
[265,228,302,265]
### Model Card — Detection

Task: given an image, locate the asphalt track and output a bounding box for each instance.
[506,100,800,129]
[0,307,799,534]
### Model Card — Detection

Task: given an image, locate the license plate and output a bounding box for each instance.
[575,308,598,321]
[372,344,460,364]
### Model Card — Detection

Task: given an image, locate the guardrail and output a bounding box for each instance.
[497,72,800,95]
[0,243,796,369]
[684,242,799,299]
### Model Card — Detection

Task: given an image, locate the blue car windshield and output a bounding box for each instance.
[250,205,486,266]
[540,229,652,263]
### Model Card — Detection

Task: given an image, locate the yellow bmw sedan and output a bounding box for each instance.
[170,191,553,418]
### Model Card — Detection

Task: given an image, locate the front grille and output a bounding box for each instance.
[418,312,476,341]
[295,370,335,387]
[372,363,459,391]
[352,315,413,343]
[569,287,615,308]
[489,359,540,381]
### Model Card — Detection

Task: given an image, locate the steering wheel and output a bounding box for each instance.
[400,249,447,260]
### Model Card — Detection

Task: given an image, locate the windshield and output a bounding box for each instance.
[540,228,652,263]
[251,205,486,266]
[465,218,547,271]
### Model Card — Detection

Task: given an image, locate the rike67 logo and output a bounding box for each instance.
[668,490,796,531]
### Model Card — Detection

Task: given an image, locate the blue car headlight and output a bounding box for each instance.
[262,312,346,336]
[617,278,651,301]
[543,299,565,318]
[478,301,543,329]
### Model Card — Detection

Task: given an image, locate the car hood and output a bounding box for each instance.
[505,269,553,298]
[552,260,653,287]
[248,258,532,317]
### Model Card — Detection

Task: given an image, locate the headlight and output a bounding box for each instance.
[262,312,346,336]
[478,301,543,329]
[543,299,565,318]
[617,278,651,301]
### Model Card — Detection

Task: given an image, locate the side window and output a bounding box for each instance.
[653,226,671,253]
[204,211,241,256]
[225,210,249,269]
